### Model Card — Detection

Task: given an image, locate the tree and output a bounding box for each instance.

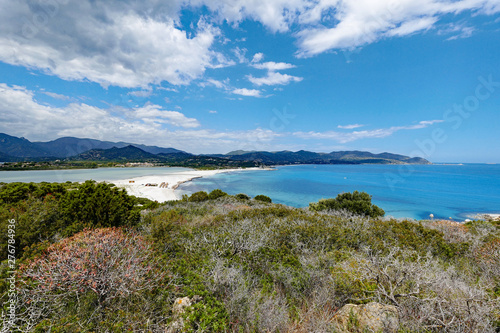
[309,191,384,218]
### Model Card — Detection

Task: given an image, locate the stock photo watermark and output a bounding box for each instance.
[22,0,69,39]
[2,218,17,331]
[385,74,499,190]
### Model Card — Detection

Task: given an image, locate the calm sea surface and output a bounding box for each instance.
[1,164,499,221]
[177,164,500,221]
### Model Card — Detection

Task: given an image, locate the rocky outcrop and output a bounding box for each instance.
[165,295,202,333]
[333,302,399,332]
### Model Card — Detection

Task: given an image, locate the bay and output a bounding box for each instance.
[178,164,500,221]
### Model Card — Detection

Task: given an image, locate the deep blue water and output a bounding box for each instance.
[178,164,500,221]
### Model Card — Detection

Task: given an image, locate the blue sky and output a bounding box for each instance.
[0,1,499,162]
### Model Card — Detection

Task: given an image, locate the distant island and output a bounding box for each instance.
[0,133,430,170]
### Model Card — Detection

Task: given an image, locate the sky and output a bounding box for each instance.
[0,0,499,162]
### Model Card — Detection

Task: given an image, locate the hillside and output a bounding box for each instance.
[1,183,498,332]
[74,145,160,161]
[0,133,53,158]
[220,149,430,165]
[0,133,185,159]
[1,133,431,166]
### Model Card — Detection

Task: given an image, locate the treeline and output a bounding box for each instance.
[0,184,499,332]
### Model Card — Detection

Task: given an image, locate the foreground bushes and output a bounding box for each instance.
[1,184,499,332]
[0,181,144,261]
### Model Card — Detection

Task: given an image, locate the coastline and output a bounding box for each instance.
[467,213,500,222]
[112,167,270,202]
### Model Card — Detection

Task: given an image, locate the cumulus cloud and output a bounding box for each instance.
[251,53,265,63]
[295,120,443,143]
[132,104,200,128]
[251,61,296,71]
[1,0,497,90]
[247,72,303,86]
[0,1,227,88]
[232,88,262,97]
[0,83,283,153]
[295,0,500,57]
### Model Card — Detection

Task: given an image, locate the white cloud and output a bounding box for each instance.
[0,2,226,88]
[438,23,475,40]
[251,61,296,71]
[128,90,153,98]
[295,120,443,143]
[0,82,283,153]
[338,124,365,129]
[1,0,496,89]
[132,104,200,128]
[294,0,500,57]
[232,88,262,97]
[247,72,303,86]
[209,110,218,114]
[43,91,72,100]
[233,47,248,63]
[251,53,265,63]
[204,78,229,89]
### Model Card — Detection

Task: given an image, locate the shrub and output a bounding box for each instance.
[208,189,228,200]
[15,228,165,330]
[309,191,384,218]
[254,194,272,203]
[189,191,209,202]
[235,193,250,200]
[58,180,140,231]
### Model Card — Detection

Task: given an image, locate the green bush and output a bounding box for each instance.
[208,189,228,200]
[58,180,140,231]
[309,191,385,218]
[235,193,250,200]
[189,191,209,202]
[254,194,272,203]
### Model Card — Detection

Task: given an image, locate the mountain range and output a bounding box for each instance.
[0,133,431,165]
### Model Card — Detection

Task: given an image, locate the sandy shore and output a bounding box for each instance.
[112,168,269,202]
[466,213,500,221]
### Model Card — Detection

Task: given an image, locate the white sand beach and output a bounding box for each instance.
[112,168,267,202]
[468,213,500,221]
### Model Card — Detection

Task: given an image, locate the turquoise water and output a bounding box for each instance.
[178,164,500,221]
[0,167,191,183]
[1,164,499,221]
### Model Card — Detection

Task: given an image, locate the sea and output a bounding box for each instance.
[177,164,500,221]
[1,164,499,221]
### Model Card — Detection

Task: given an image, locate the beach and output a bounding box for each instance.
[112,167,267,202]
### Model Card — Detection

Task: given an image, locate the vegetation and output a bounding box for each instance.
[254,194,272,203]
[1,183,499,332]
[309,190,385,218]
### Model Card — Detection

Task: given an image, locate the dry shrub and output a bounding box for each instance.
[341,247,499,332]
[15,227,166,331]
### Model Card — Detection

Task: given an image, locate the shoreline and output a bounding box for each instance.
[466,213,500,222]
[112,167,271,202]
